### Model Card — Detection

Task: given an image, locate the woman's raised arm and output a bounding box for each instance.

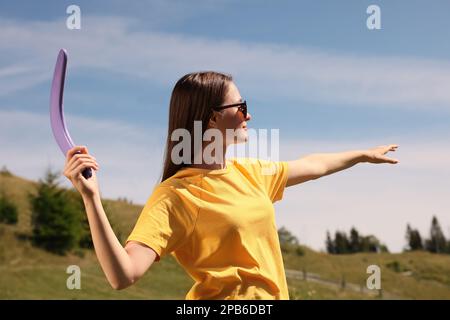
[64,146,157,290]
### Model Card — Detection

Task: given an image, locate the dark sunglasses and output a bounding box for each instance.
[212,100,247,118]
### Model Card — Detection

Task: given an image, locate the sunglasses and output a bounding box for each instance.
[212,100,247,118]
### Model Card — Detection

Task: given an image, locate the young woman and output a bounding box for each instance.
[63,71,399,300]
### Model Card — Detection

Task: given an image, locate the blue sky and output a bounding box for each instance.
[1,0,449,252]
[1,0,450,139]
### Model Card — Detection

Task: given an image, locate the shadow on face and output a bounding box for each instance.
[208,81,252,147]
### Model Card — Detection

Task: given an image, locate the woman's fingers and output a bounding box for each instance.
[380,156,399,164]
[389,144,399,150]
[65,146,88,165]
[67,153,97,169]
[65,145,98,169]
[69,161,99,179]
[367,145,399,164]
[380,144,399,154]
[65,159,99,178]
[66,160,98,178]
[66,153,98,170]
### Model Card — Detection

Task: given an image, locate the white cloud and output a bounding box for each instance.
[1,16,450,110]
[0,63,50,96]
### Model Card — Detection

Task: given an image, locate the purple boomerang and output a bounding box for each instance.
[50,49,92,179]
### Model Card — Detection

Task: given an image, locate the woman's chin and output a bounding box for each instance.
[237,135,248,144]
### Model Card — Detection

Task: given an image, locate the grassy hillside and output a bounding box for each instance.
[1,171,450,299]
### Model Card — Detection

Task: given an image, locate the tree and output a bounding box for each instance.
[326,228,388,254]
[278,226,299,246]
[334,231,350,254]
[349,227,361,253]
[405,224,423,251]
[425,216,447,253]
[360,235,388,253]
[0,189,18,224]
[325,231,335,254]
[28,168,83,255]
[278,226,304,256]
[65,189,93,249]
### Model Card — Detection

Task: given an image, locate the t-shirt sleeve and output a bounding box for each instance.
[237,158,289,203]
[126,186,197,262]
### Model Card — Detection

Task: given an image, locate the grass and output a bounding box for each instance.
[0,224,193,299]
[1,171,450,299]
[282,246,450,299]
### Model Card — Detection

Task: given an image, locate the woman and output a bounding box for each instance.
[63,71,399,299]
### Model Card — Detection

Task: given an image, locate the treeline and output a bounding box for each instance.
[325,228,389,254]
[325,216,450,255]
[405,216,450,253]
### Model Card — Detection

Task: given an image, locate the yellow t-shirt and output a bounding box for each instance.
[126,157,290,300]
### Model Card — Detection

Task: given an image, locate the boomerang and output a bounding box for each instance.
[50,49,92,179]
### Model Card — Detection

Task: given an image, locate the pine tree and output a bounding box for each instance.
[334,231,350,254]
[28,168,83,255]
[65,190,93,249]
[326,229,388,254]
[412,229,423,250]
[425,216,447,253]
[405,223,423,251]
[326,231,335,254]
[0,189,18,224]
[349,227,361,253]
[405,224,413,250]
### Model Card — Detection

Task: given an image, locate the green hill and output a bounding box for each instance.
[1,171,450,299]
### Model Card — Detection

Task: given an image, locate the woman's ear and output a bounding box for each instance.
[208,111,218,129]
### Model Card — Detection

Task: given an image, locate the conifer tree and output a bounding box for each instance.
[28,168,82,255]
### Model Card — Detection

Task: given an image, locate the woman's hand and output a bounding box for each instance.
[363,144,399,164]
[63,145,100,198]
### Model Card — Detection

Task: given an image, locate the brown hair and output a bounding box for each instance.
[161,71,233,182]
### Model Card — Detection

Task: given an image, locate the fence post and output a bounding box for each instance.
[340,274,346,290]
[378,288,383,299]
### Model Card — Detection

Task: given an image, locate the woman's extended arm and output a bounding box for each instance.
[286,144,399,187]
[64,146,157,290]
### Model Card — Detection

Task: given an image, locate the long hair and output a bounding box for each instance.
[161,71,233,182]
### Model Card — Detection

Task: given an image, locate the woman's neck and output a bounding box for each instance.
[188,143,227,170]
